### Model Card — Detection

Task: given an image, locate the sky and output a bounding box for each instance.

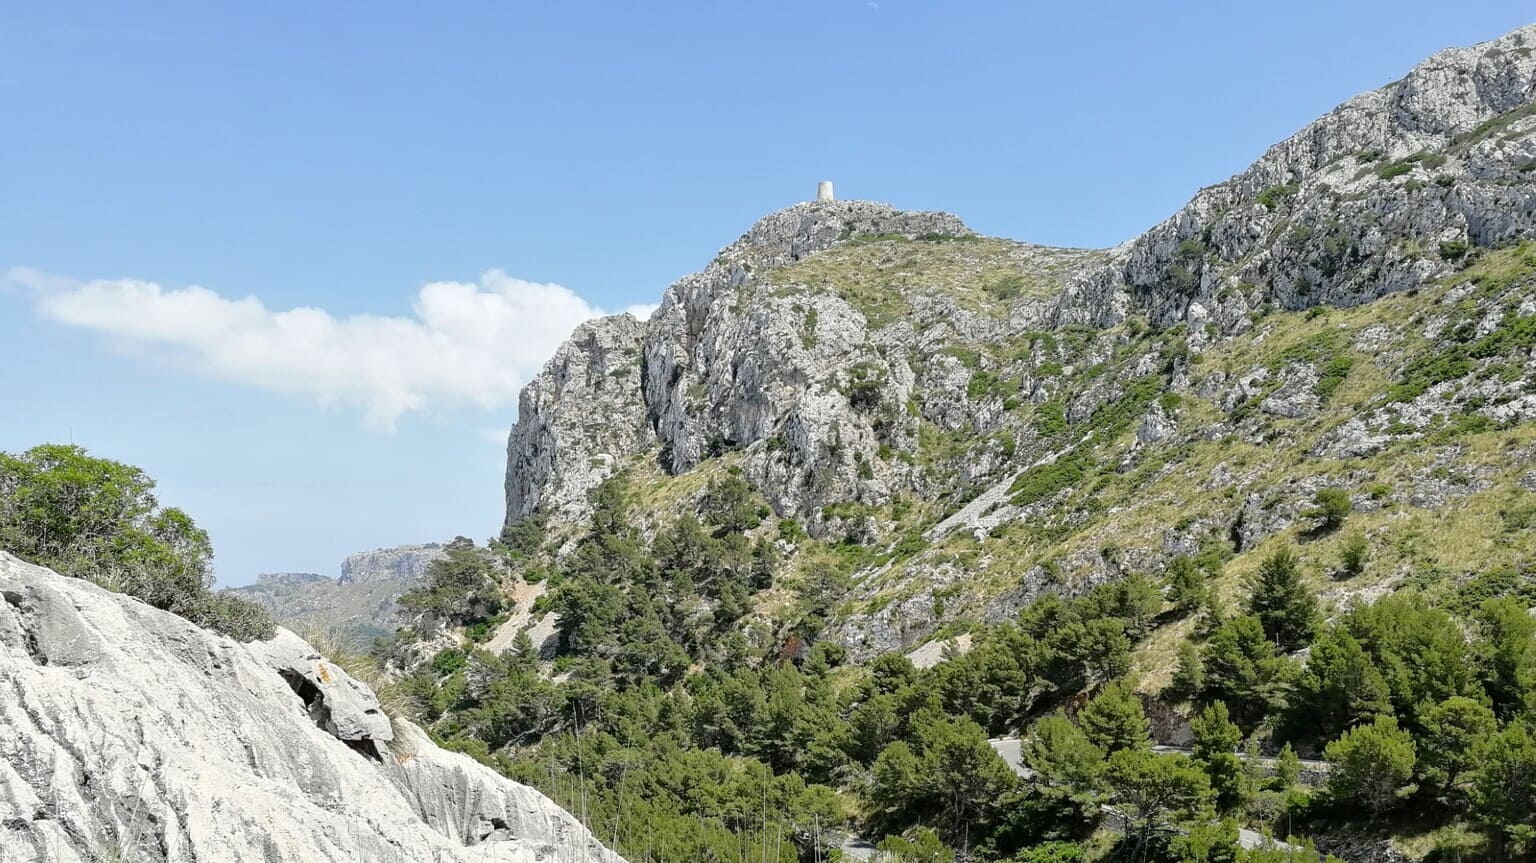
[2,2,1532,586]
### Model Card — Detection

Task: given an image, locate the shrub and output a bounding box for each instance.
[1438,240,1470,261]
[1256,184,1298,210]
[985,274,1030,301]
[1177,238,1208,260]
[1315,356,1354,401]
[1338,532,1370,577]
[848,374,884,411]
[1013,841,1085,863]
[877,828,955,863]
[777,519,806,542]
[1469,313,1536,359]
[968,370,1019,401]
[1305,488,1352,532]
[1389,351,1474,402]
[195,592,278,642]
[1033,400,1069,437]
[430,647,468,675]
[701,474,767,532]
[0,444,274,641]
[1009,451,1090,507]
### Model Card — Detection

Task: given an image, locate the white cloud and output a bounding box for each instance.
[8,267,650,431]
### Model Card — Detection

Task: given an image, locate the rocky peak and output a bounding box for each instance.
[733,200,971,267]
[504,201,976,526]
[644,201,975,469]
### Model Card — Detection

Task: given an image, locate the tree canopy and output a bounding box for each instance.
[0,444,272,640]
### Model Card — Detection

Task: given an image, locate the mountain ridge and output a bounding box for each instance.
[495,22,1536,664]
[505,24,1536,543]
[230,542,448,643]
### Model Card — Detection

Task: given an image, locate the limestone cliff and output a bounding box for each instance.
[0,552,623,863]
[340,543,447,584]
[503,199,1101,533]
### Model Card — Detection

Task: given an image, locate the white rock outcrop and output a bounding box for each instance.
[0,552,624,863]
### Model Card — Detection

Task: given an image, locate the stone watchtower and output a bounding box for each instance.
[816,180,835,202]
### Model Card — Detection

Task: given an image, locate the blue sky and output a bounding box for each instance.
[2,2,1532,585]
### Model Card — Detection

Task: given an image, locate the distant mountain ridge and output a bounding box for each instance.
[340,542,446,583]
[231,543,446,641]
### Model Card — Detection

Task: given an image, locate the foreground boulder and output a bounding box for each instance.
[0,551,624,863]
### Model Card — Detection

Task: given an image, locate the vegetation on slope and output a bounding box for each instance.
[837,243,1536,641]
[0,444,274,640]
[388,470,1536,863]
[765,234,1106,328]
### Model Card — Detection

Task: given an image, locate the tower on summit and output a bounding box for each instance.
[816,180,835,202]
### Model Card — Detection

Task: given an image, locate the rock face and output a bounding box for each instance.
[1088,24,1536,332]
[506,315,652,525]
[230,543,448,643]
[340,543,447,584]
[0,552,623,863]
[505,199,1103,531]
[248,628,395,741]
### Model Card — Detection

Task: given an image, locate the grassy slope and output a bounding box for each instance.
[893,243,1536,677]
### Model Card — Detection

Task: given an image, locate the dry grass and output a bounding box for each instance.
[764,237,1106,327]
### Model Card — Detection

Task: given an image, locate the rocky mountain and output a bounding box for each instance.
[341,543,448,583]
[231,543,447,642]
[0,552,622,863]
[500,23,1536,661]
